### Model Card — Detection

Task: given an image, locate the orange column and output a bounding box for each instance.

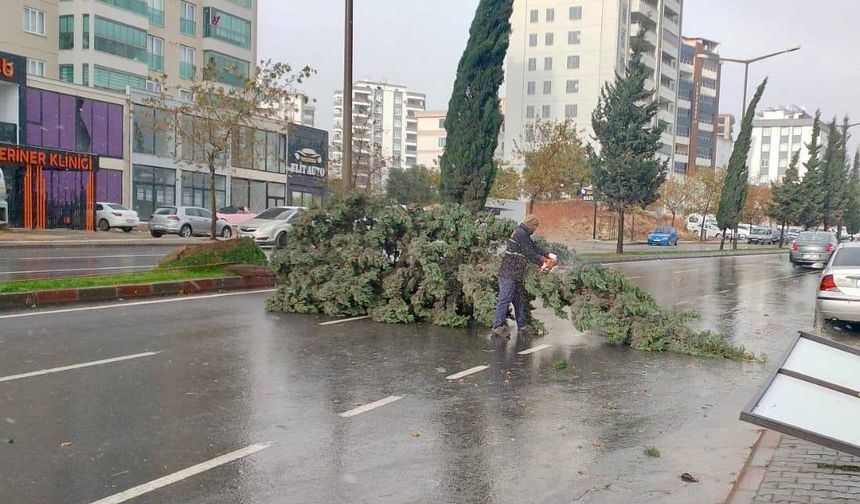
[22,165,32,228]
[85,172,95,231]
[35,165,46,229]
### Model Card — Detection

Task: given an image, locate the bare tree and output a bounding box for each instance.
[148,59,312,239]
[658,176,692,227]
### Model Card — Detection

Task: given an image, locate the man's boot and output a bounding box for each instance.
[491,325,511,339]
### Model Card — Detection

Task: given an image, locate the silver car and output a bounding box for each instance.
[148,206,232,238]
[237,206,304,248]
[816,243,860,323]
[790,231,838,268]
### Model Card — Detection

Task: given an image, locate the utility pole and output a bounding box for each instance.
[342,0,354,190]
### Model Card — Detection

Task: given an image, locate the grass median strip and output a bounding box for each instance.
[0,267,228,294]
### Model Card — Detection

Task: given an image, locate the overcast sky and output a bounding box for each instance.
[261,0,860,148]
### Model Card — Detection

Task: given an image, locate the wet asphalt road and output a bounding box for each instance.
[0,245,179,281]
[0,253,852,504]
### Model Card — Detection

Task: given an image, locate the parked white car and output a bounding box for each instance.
[702,223,723,239]
[96,202,140,232]
[237,206,305,249]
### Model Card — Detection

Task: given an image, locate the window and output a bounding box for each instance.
[180,1,196,36]
[290,190,319,208]
[146,35,164,72]
[543,81,552,94]
[567,55,580,69]
[59,15,74,49]
[203,50,250,86]
[203,8,252,49]
[529,9,538,23]
[438,137,447,148]
[544,57,552,70]
[96,0,148,17]
[82,15,89,49]
[527,81,535,95]
[546,8,554,22]
[94,16,147,62]
[182,171,226,210]
[780,143,789,152]
[145,79,160,92]
[82,63,89,86]
[792,134,802,145]
[438,118,445,129]
[230,127,285,173]
[566,79,579,93]
[180,45,196,79]
[565,104,578,118]
[568,31,581,45]
[545,33,554,46]
[542,105,551,118]
[779,151,789,160]
[702,77,717,89]
[146,0,164,26]
[526,106,535,119]
[22,7,45,35]
[529,33,538,47]
[133,165,176,219]
[59,65,74,83]
[761,142,771,152]
[569,6,582,20]
[761,158,770,168]
[179,89,194,101]
[762,128,772,136]
[527,58,537,71]
[93,65,147,91]
[133,105,171,157]
[27,58,45,76]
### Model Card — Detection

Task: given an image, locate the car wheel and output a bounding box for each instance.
[275,232,288,249]
[179,224,192,238]
[122,227,133,233]
[221,226,233,238]
[150,231,164,238]
[98,219,110,232]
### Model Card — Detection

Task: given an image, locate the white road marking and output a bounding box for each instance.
[673,269,698,274]
[0,265,151,276]
[339,395,403,418]
[0,289,278,320]
[1,254,164,261]
[89,443,269,504]
[0,352,160,383]
[446,365,490,380]
[626,275,643,280]
[518,344,551,355]
[319,315,371,326]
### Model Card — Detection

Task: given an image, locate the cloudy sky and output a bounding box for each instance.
[261,0,860,147]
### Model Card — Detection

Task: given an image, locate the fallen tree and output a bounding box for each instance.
[268,194,754,360]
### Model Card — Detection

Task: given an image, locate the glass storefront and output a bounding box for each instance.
[181,170,225,210]
[132,165,175,218]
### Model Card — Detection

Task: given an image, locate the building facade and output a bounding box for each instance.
[673,36,720,174]
[1,0,258,94]
[331,80,427,185]
[504,0,683,165]
[747,106,826,185]
[715,113,734,168]
[416,110,447,168]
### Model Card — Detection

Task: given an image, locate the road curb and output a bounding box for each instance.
[0,274,276,312]
[0,239,197,249]
[725,429,782,504]
[585,249,787,264]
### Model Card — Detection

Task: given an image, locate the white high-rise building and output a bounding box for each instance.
[504,0,682,165]
[332,80,426,184]
[748,106,827,185]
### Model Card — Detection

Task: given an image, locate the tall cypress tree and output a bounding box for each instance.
[439,0,513,213]
[768,151,801,247]
[716,79,767,250]
[844,150,860,235]
[590,31,666,254]
[797,112,823,229]
[819,119,845,232]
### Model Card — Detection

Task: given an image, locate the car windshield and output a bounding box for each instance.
[107,204,130,211]
[752,227,768,234]
[218,206,239,213]
[798,232,832,242]
[154,207,177,215]
[255,208,296,221]
[653,227,672,233]
[832,248,860,267]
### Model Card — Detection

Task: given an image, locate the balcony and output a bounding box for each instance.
[180,61,196,80]
[181,18,196,36]
[146,53,164,72]
[147,7,164,26]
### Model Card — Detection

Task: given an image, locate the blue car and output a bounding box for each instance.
[647,226,679,246]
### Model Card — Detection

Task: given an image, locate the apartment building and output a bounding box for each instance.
[505,0,683,165]
[331,80,427,184]
[416,101,507,169]
[715,113,734,168]
[673,36,720,174]
[747,106,826,185]
[1,0,257,93]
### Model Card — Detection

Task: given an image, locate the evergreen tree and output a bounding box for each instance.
[439,0,513,213]
[386,166,438,206]
[716,79,767,250]
[797,112,824,229]
[820,119,846,232]
[590,31,666,254]
[843,150,860,235]
[768,151,801,247]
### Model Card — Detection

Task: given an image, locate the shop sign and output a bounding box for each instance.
[0,143,97,171]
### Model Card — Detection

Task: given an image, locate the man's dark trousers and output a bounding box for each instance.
[493,277,528,328]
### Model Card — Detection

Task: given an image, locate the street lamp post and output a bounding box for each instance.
[342,0,354,191]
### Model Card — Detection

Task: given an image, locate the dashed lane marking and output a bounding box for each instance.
[673,269,698,274]
[518,344,552,356]
[339,395,403,418]
[319,315,371,326]
[0,352,161,383]
[446,365,490,380]
[89,443,270,504]
[0,265,152,276]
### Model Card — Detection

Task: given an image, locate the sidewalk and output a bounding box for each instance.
[728,432,860,504]
[0,228,205,247]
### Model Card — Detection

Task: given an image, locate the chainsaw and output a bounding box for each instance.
[540,253,558,274]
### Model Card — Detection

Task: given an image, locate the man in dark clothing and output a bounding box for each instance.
[492,214,549,338]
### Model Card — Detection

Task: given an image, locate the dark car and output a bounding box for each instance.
[790,231,838,268]
[647,226,679,246]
